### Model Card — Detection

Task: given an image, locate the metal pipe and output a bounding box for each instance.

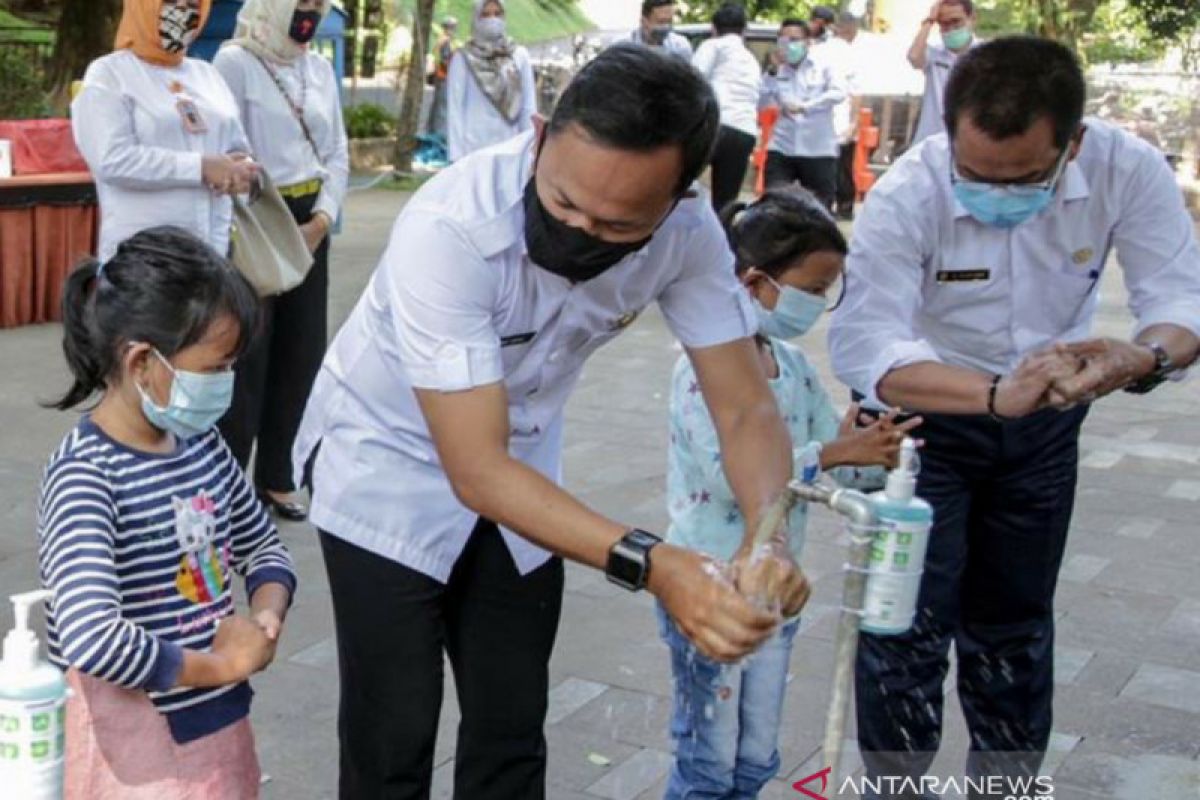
[786,480,879,786]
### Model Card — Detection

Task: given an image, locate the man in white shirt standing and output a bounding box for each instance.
[692,2,761,213]
[819,11,865,220]
[830,37,1200,792]
[909,0,979,145]
[760,18,846,210]
[294,44,808,800]
[624,0,693,62]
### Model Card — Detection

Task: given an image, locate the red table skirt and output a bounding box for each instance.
[0,173,98,329]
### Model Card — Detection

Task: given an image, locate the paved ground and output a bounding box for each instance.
[2,187,1199,799]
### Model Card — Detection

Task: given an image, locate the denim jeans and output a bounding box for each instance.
[657,602,800,800]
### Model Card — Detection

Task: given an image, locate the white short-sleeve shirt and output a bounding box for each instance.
[293,133,756,582]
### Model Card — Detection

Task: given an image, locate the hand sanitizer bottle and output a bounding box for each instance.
[0,590,68,800]
[861,439,933,635]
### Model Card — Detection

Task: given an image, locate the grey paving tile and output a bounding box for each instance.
[585,748,674,800]
[1054,646,1095,686]
[1059,554,1112,583]
[548,677,612,726]
[1115,517,1165,539]
[1162,598,1200,640]
[1164,480,1200,501]
[1119,663,1200,714]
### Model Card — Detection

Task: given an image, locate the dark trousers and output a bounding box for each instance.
[763,151,837,210]
[836,140,856,217]
[708,124,757,214]
[855,407,1088,797]
[320,520,565,800]
[218,191,329,492]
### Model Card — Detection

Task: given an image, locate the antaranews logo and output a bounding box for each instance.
[792,767,1055,799]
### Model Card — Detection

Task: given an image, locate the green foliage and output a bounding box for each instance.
[345,103,395,139]
[0,45,49,118]
[680,1,812,24]
[1127,0,1200,40]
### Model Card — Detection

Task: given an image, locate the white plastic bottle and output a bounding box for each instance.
[861,439,934,635]
[0,590,68,800]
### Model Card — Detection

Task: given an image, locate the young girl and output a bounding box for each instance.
[659,189,920,799]
[37,226,297,799]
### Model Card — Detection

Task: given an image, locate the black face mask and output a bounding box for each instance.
[289,10,322,44]
[522,178,653,283]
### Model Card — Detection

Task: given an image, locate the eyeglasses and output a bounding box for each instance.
[950,145,1071,193]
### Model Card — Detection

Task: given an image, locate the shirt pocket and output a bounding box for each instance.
[1028,249,1104,335]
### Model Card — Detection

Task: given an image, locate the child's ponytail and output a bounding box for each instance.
[50,260,107,411]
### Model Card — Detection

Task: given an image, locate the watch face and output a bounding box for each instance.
[608,551,644,589]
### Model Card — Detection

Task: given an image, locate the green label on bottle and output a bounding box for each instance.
[31,712,50,733]
[31,740,49,761]
[0,743,18,760]
[0,715,17,733]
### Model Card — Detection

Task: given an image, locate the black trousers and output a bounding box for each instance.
[218,191,329,492]
[855,406,1088,798]
[708,124,757,214]
[763,151,838,210]
[836,140,856,216]
[320,520,565,800]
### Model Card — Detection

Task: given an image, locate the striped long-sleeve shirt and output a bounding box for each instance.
[36,418,297,744]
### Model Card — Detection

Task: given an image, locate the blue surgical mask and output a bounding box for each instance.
[942,26,972,51]
[137,350,234,440]
[786,41,808,65]
[755,277,826,340]
[951,147,1070,229]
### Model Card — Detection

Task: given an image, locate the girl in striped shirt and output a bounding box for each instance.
[37,226,297,799]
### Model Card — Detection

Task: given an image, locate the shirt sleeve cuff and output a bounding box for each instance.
[314,191,340,227]
[176,151,204,185]
[864,339,943,409]
[1133,301,1200,340]
[143,639,184,692]
[246,567,298,608]
[402,342,503,392]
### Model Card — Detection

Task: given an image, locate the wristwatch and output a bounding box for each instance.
[1124,341,1175,395]
[605,529,662,592]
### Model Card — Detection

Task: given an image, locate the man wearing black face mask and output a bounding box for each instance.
[294,44,807,800]
[621,0,693,62]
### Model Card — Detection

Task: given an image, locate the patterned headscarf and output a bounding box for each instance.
[461,0,523,123]
[114,0,213,67]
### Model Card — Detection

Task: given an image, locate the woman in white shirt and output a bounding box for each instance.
[72,0,258,262]
[692,3,762,213]
[446,0,536,162]
[213,0,349,521]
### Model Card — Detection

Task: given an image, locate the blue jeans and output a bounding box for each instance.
[657,603,800,800]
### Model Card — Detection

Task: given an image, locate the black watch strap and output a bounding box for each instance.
[1124,341,1174,395]
[605,529,662,592]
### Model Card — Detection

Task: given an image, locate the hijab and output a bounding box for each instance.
[114,0,212,68]
[461,0,523,124]
[224,0,330,65]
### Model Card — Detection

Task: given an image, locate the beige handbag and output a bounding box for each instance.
[230,170,314,297]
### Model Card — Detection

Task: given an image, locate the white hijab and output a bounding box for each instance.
[225,0,330,64]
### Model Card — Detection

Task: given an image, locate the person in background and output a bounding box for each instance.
[624,0,692,62]
[909,0,979,144]
[213,0,350,522]
[760,19,846,210]
[808,4,836,43]
[692,2,761,213]
[830,37,1200,791]
[822,10,866,220]
[40,226,296,799]
[72,0,258,262]
[446,0,536,162]
[660,188,919,799]
[429,15,460,137]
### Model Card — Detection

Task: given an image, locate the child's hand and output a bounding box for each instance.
[732,540,811,619]
[826,404,924,469]
[212,614,275,681]
[253,608,284,642]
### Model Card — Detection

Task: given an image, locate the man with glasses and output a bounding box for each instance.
[830,37,1200,792]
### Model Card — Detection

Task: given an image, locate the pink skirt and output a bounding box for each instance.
[65,670,261,800]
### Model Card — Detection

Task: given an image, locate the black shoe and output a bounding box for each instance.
[259,491,308,522]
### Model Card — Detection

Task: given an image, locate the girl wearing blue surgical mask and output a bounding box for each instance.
[39,226,296,798]
[659,189,920,799]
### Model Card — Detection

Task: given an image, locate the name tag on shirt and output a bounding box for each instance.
[501,332,536,347]
[936,269,991,284]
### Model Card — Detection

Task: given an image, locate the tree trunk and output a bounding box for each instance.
[47,0,122,109]
[393,0,436,175]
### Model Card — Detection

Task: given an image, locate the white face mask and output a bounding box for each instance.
[475,16,506,42]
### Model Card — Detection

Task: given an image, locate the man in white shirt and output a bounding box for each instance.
[294,44,808,799]
[830,37,1200,791]
[819,11,865,220]
[909,0,979,145]
[624,0,693,62]
[760,18,846,210]
[692,2,761,212]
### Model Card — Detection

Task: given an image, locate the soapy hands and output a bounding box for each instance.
[995,339,1156,417]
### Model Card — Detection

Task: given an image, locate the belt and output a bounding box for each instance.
[277,178,322,199]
